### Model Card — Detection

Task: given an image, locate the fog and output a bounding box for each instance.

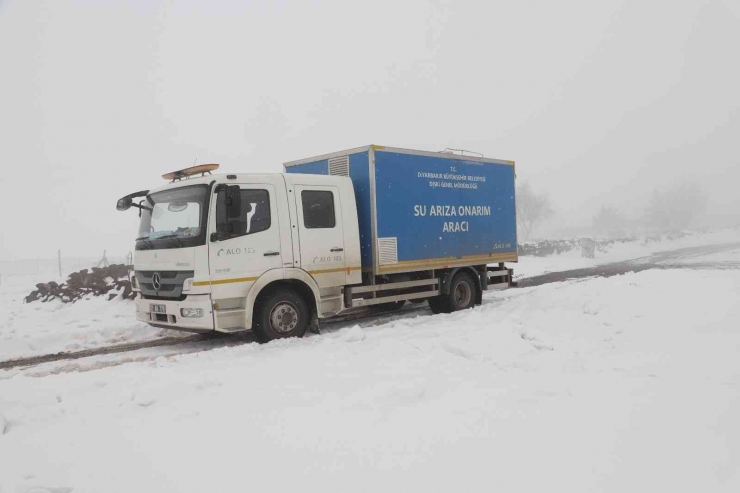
[1,0,739,260]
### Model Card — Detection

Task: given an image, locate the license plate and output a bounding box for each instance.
[150,304,166,314]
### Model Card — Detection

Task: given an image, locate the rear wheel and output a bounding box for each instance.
[428,295,449,314]
[253,288,309,342]
[429,272,478,314]
[449,272,476,311]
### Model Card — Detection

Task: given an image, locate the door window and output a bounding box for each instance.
[216,189,271,238]
[301,190,335,229]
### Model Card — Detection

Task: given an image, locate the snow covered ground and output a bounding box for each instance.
[1,267,739,492]
[2,228,738,362]
[0,274,172,361]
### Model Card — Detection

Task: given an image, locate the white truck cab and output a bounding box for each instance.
[118,167,361,340]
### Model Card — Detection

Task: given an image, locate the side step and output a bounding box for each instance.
[344,278,440,309]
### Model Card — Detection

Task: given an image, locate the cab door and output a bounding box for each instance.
[294,185,346,288]
[208,183,282,302]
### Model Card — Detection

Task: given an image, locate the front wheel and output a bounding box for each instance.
[253,288,309,342]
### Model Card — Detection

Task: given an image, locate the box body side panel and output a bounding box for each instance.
[284,159,329,175]
[374,150,517,271]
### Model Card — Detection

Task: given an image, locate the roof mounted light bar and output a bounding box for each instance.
[162,163,220,182]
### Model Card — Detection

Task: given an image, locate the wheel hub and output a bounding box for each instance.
[270,302,299,334]
[454,281,472,307]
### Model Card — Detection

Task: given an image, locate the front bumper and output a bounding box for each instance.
[135,294,214,333]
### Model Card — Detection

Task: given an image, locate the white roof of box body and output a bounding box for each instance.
[284,145,515,168]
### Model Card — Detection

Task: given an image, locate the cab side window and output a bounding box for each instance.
[216,189,271,237]
[301,190,335,229]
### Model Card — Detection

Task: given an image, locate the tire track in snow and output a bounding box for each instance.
[0,306,430,371]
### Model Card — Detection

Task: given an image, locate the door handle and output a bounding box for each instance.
[330,247,344,252]
[264,251,280,257]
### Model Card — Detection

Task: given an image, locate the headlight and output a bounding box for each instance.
[180,308,204,318]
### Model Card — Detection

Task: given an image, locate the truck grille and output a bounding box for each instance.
[135,270,194,299]
[138,271,179,279]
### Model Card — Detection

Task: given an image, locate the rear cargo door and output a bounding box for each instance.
[294,185,346,288]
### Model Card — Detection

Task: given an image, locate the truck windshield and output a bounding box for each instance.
[136,185,208,250]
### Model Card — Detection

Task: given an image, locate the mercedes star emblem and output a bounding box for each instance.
[152,273,162,290]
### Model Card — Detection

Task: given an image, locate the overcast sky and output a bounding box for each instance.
[1,0,739,260]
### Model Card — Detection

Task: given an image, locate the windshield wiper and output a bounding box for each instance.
[135,236,154,249]
[156,234,184,247]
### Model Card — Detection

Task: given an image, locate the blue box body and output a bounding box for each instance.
[285,146,518,274]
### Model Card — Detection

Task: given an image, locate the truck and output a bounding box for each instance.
[116,145,518,341]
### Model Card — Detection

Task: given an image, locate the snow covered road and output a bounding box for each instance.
[1,267,739,492]
[519,241,740,287]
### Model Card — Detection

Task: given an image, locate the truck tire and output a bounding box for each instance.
[429,272,477,314]
[253,288,310,342]
[428,295,449,314]
[448,272,477,311]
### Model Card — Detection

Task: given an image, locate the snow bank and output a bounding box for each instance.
[1,268,738,492]
[514,226,740,278]
[0,274,170,360]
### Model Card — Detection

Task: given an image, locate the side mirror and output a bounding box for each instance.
[116,190,149,213]
[229,220,248,235]
[212,222,231,242]
[212,218,249,241]
[117,197,132,211]
[225,185,241,219]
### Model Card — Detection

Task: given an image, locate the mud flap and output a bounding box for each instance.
[309,311,320,334]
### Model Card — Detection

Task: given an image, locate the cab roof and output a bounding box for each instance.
[147,172,350,195]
